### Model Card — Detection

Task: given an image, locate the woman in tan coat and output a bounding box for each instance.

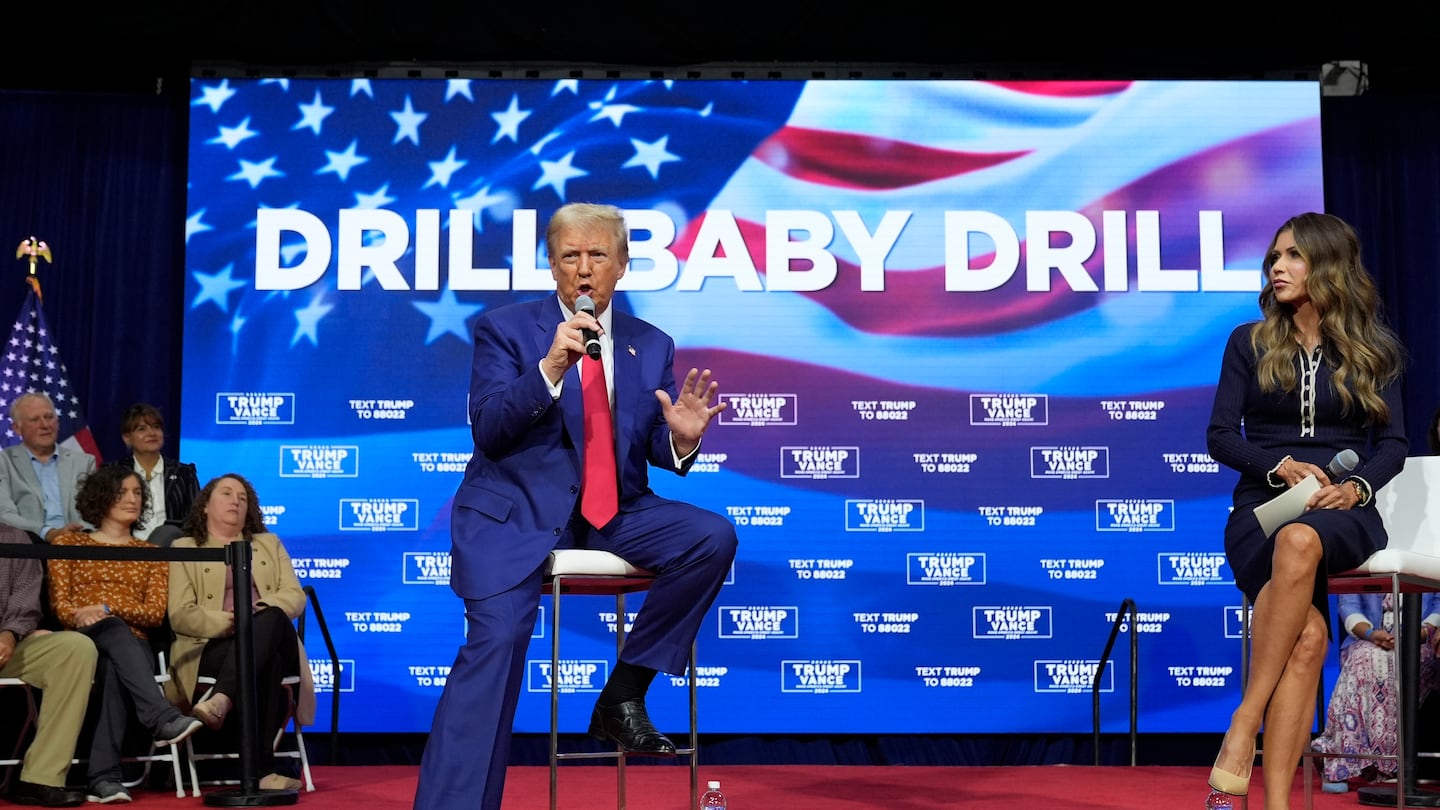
[167,473,312,792]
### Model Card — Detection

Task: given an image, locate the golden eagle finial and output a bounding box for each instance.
[15,236,52,301]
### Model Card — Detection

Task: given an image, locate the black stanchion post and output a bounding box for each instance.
[204,540,297,807]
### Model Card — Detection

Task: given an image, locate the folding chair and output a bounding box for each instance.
[182,673,313,793]
[0,676,38,793]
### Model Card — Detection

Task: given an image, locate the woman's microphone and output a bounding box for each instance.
[1327,448,1360,480]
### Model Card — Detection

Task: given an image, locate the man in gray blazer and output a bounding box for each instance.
[0,392,94,542]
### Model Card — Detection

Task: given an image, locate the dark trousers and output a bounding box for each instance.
[81,617,179,782]
[414,498,737,810]
[195,606,300,774]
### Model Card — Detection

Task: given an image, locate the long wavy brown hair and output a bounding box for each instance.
[182,473,267,545]
[1251,212,1404,424]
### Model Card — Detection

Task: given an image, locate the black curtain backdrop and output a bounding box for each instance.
[1322,96,1440,449]
[0,89,188,459]
[1,86,1437,767]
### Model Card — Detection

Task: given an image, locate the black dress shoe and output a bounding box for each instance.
[10,780,87,807]
[588,699,677,757]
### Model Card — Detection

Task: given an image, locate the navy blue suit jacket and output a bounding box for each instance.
[448,295,692,601]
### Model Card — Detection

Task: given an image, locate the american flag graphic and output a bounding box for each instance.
[0,289,101,462]
[180,78,1318,432]
[180,77,1323,735]
[182,78,805,408]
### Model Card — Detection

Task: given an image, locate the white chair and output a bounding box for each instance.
[543,549,698,810]
[182,673,313,794]
[1298,455,1440,809]
[1232,455,1440,807]
[0,677,38,794]
[1239,456,1440,809]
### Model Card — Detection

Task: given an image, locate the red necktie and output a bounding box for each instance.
[581,355,618,528]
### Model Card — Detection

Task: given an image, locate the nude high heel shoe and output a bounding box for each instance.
[193,692,233,731]
[1206,728,1253,808]
[259,773,302,791]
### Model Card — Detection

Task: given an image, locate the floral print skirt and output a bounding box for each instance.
[1311,637,1439,782]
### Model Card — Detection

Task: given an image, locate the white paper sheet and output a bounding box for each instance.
[1253,474,1322,536]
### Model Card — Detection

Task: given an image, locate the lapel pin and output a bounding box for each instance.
[627,345,636,356]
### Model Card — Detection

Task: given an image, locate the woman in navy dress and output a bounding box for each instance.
[1204,212,1408,809]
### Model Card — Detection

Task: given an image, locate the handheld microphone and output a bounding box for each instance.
[1326,448,1359,480]
[575,295,602,361]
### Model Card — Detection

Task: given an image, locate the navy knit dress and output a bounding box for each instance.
[1206,323,1409,625]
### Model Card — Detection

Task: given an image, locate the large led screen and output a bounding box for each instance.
[181,76,1324,733]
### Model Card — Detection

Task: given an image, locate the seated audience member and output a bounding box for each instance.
[167,473,311,792]
[1311,592,1440,791]
[0,523,97,807]
[47,465,204,804]
[109,403,199,546]
[0,392,95,542]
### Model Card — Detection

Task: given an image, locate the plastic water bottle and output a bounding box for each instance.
[701,780,727,809]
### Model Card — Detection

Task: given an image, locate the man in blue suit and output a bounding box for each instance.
[414,203,738,810]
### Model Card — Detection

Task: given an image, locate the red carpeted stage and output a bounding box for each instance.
[103,764,1399,808]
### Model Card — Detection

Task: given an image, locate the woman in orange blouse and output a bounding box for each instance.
[48,464,202,804]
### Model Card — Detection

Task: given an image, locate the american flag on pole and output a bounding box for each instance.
[0,288,102,463]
